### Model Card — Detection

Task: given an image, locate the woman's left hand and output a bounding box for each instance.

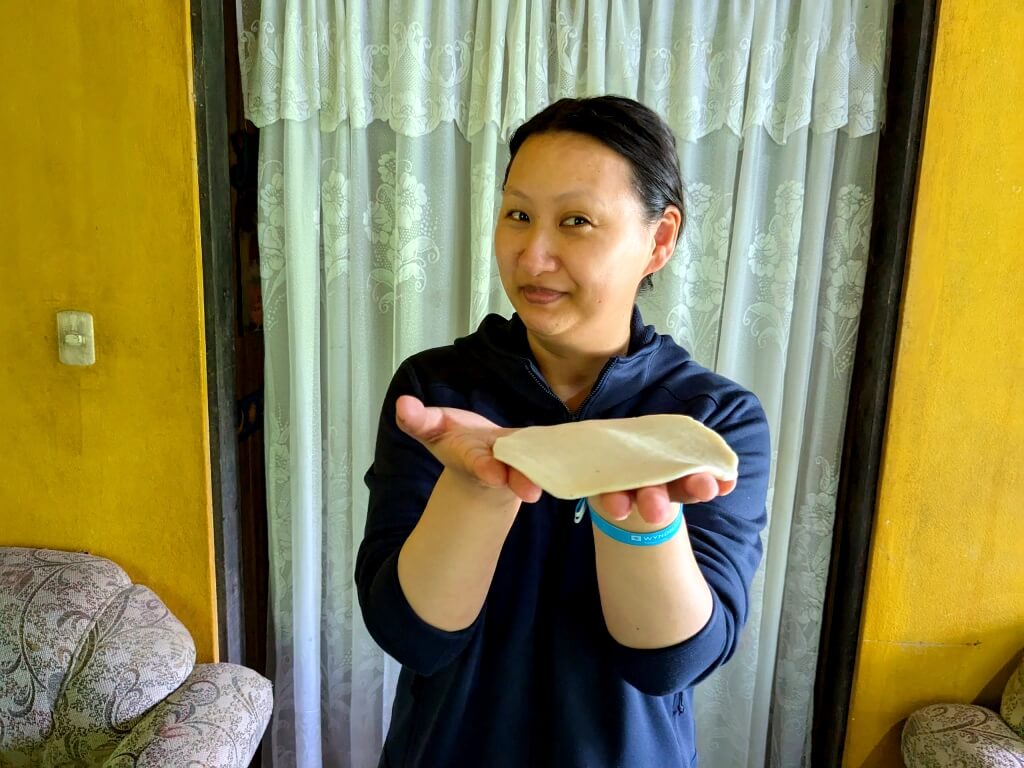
[593,475,736,528]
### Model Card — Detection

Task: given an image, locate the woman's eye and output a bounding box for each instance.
[561,215,591,227]
[506,210,529,222]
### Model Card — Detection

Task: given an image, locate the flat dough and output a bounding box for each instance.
[492,414,738,500]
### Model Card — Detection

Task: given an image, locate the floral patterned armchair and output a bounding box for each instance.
[902,654,1024,767]
[0,547,272,767]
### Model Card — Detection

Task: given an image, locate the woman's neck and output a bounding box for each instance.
[526,328,630,412]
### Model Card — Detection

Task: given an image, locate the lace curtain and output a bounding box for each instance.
[236,1,890,766]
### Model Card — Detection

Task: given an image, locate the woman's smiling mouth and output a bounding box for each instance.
[521,286,566,304]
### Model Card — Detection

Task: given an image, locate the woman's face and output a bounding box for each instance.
[495,131,677,354]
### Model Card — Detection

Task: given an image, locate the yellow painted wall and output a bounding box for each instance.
[0,3,218,661]
[845,2,1024,765]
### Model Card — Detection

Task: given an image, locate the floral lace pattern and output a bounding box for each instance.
[820,184,873,376]
[363,151,440,313]
[237,0,888,144]
[257,124,883,768]
[665,181,733,364]
[744,179,805,348]
[0,548,272,768]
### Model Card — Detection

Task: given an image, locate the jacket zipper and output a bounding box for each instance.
[523,359,619,422]
[524,363,572,418]
[524,359,618,527]
[673,691,686,715]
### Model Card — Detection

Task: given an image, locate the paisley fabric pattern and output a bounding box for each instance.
[0,547,272,768]
[103,663,274,768]
[0,548,130,761]
[40,585,196,766]
[1002,659,1024,740]
[902,702,1024,767]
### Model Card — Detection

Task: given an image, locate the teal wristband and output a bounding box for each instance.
[577,498,684,547]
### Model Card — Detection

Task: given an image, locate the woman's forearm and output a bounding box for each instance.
[397,468,521,632]
[592,506,713,649]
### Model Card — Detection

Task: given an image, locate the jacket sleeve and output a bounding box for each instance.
[611,388,771,696]
[354,360,483,676]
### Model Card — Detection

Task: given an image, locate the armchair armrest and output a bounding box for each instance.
[902,703,1024,767]
[103,663,272,768]
[1002,657,1024,739]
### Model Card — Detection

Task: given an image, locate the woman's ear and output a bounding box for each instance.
[644,205,683,276]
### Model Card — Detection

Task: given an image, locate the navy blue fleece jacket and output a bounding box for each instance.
[355,308,770,768]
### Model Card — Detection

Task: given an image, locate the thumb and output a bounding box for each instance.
[395,395,447,443]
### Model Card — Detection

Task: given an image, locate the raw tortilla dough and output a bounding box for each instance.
[491,414,738,500]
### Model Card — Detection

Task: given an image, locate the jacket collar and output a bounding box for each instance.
[456,306,684,419]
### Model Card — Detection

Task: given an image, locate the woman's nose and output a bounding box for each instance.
[519,228,559,275]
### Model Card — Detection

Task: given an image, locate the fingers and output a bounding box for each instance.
[396,397,527,496]
[395,398,740,514]
[457,440,503,487]
[666,473,728,504]
[685,473,719,502]
[595,491,634,521]
[594,487,672,525]
[395,395,446,443]
[508,468,543,504]
[635,485,673,525]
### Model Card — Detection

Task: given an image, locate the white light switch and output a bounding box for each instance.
[57,311,96,366]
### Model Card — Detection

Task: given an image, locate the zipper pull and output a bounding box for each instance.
[673,691,686,715]
[574,498,587,524]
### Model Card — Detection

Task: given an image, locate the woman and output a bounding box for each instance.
[356,96,770,768]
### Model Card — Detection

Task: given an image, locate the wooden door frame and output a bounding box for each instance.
[811,1,940,764]
[187,0,943,753]
[191,0,244,665]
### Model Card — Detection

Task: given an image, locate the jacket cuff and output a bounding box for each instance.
[365,550,480,676]
[612,592,730,697]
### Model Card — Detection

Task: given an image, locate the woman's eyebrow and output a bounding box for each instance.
[503,187,593,202]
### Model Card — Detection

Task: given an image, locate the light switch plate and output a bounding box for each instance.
[57,310,96,366]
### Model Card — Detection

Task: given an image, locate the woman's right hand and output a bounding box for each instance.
[395,395,543,503]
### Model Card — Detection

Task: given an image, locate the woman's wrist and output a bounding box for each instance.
[586,497,679,534]
[442,466,522,509]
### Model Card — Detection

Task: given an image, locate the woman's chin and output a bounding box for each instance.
[508,287,593,338]
[514,302,570,336]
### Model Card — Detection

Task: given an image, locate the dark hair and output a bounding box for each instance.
[503,95,685,293]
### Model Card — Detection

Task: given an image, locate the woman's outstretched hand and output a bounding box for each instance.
[397,395,733,521]
[395,395,543,503]
[592,475,737,528]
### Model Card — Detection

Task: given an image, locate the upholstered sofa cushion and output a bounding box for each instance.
[39,583,195,765]
[902,703,1024,767]
[0,547,270,768]
[1,548,132,758]
[102,663,273,767]
[1003,660,1024,740]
